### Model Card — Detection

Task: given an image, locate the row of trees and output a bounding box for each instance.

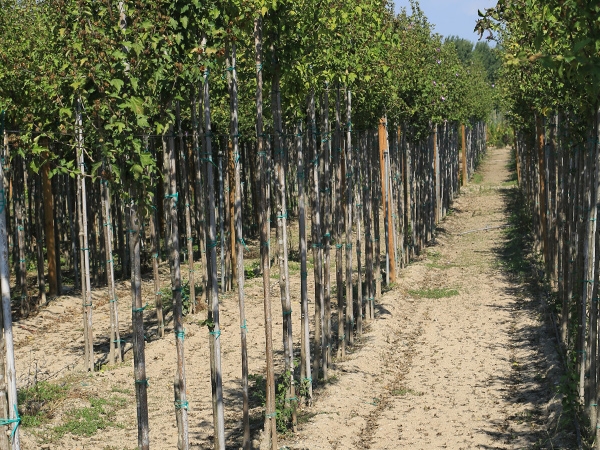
[0,1,495,449]
[478,1,600,448]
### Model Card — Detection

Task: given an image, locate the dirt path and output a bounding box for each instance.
[283,147,575,449]
[14,147,576,449]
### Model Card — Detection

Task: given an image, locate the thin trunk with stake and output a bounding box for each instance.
[227,42,250,449]
[297,121,313,400]
[0,109,20,449]
[254,17,277,449]
[165,124,190,449]
[203,68,226,450]
[128,193,149,450]
[101,179,121,364]
[345,90,354,347]
[271,44,296,428]
[76,101,94,372]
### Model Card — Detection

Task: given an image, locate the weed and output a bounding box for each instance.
[391,386,423,396]
[111,386,132,395]
[244,260,261,279]
[53,396,126,438]
[425,250,458,270]
[472,172,484,184]
[408,287,459,299]
[160,282,198,316]
[18,381,69,427]
[249,370,309,434]
[288,261,300,275]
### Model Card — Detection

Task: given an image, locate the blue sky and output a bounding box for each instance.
[393,0,497,44]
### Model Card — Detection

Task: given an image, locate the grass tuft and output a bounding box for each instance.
[408,287,459,299]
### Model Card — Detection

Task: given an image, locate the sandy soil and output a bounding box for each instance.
[14,146,575,449]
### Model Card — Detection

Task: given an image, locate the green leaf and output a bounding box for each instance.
[110,79,124,91]
[59,108,73,119]
[90,161,103,177]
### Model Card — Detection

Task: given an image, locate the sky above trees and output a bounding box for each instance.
[394,0,497,43]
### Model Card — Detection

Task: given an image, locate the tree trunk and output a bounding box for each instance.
[76,103,94,372]
[345,90,354,348]
[129,194,149,450]
[254,17,277,449]
[203,68,226,450]
[0,109,18,450]
[101,180,121,364]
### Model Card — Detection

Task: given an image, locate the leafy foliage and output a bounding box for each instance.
[1,0,494,189]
